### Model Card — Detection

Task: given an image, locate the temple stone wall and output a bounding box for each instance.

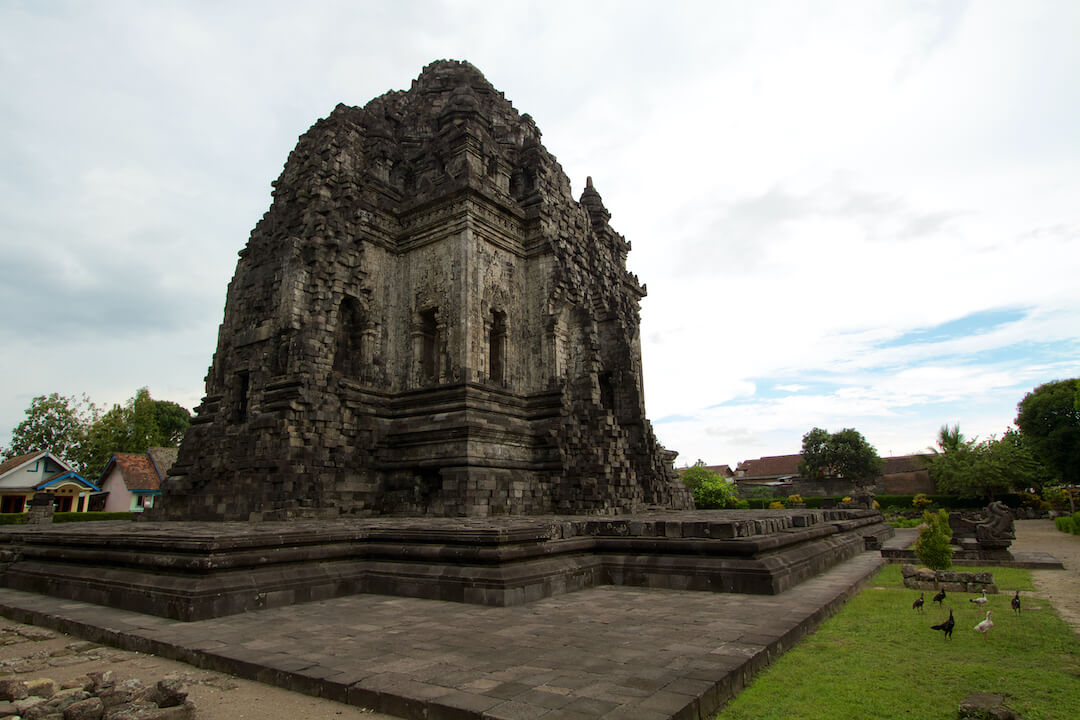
[157,60,693,520]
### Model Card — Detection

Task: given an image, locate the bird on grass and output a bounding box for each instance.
[970,590,988,608]
[931,609,955,639]
[912,592,925,613]
[974,610,994,639]
[932,588,946,605]
[1011,590,1021,615]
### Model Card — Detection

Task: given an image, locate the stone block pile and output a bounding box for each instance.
[0,672,192,720]
[901,564,999,594]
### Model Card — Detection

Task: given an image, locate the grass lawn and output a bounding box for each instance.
[714,565,1080,720]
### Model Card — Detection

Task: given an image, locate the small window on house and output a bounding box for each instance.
[1,496,25,513]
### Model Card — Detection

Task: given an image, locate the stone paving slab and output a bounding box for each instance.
[0,551,885,719]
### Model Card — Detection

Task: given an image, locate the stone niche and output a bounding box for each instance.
[157,60,692,520]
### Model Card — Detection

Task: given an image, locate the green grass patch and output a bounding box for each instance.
[1054,513,1080,535]
[715,566,1078,720]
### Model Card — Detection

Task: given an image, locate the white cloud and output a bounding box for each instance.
[1,1,1078,478]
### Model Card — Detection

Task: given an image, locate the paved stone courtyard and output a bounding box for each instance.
[0,550,884,719]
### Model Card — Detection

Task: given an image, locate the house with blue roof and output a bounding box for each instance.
[0,450,99,513]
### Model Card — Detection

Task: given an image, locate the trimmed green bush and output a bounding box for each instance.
[1054,512,1080,535]
[0,513,28,525]
[694,476,740,509]
[913,509,953,570]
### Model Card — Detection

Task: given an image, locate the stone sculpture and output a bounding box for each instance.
[157,60,692,520]
[974,500,1015,549]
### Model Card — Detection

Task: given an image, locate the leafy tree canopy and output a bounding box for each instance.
[799,427,884,488]
[2,388,190,478]
[81,388,191,476]
[923,424,1049,500]
[1,393,99,469]
[679,461,740,509]
[1015,378,1080,486]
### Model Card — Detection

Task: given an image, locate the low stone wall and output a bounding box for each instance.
[900,564,997,594]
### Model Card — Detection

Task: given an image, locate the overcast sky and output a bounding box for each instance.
[2,1,1078,469]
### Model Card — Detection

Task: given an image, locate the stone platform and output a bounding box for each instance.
[0,509,892,622]
[0,551,887,719]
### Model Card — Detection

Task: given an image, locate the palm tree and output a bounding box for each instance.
[933,424,971,454]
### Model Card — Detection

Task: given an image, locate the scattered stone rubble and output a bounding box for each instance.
[0,672,192,720]
[160,59,692,520]
[0,625,194,720]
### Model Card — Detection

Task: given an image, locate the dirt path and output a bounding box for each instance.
[1010,519,1080,636]
[0,620,398,719]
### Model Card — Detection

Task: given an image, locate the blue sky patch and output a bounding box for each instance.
[878,308,1030,349]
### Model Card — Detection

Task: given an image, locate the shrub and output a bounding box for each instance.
[0,513,28,525]
[743,486,776,509]
[912,493,932,510]
[874,494,985,510]
[1043,486,1074,512]
[913,509,953,570]
[693,476,740,509]
[1017,491,1051,513]
[732,498,750,509]
[1055,512,1080,535]
[787,494,803,506]
[768,501,785,509]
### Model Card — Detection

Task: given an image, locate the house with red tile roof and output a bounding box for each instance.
[98,448,177,512]
[734,452,934,496]
[734,455,803,485]
[0,450,99,513]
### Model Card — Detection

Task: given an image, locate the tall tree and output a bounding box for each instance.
[1015,378,1080,487]
[799,427,884,488]
[3,389,191,479]
[82,388,191,476]
[1,393,99,470]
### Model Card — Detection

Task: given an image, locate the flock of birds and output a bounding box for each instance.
[915,586,1022,640]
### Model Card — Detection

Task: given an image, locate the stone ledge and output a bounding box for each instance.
[0,511,892,621]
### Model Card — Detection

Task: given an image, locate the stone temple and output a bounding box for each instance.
[159,60,692,520]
